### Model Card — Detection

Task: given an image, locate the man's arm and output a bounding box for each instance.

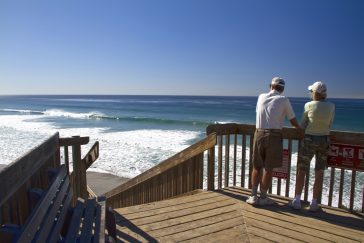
[289,117,301,129]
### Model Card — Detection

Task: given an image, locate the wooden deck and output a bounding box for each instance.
[113,187,364,242]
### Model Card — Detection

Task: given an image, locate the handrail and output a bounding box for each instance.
[105,133,217,208]
[206,123,364,213]
[0,133,60,207]
[0,133,95,227]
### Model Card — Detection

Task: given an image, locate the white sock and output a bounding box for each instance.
[295,194,301,201]
[311,198,317,205]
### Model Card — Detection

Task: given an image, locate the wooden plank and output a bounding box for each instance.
[233,134,237,186]
[248,135,253,189]
[105,133,216,199]
[339,169,345,208]
[46,188,73,243]
[17,166,67,242]
[79,198,97,243]
[64,199,85,242]
[59,136,89,146]
[157,215,245,242]
[117,199,237,226]
[328,167,335,207]
[330,130,364,146]
[119,213,248,242]
[35,176,71,242]
[128,205,241,235]
[64,146,70,173]
[244,210,359,242]
[72,139,88,200]
[225,187,364,233]
[218,134,223,189]
[224,134,230,188]
[285,139,292,197]
[241,134,246,188]
[117,194,233,221]
[95,197,106,243]
[350,171,356,211]
[182,224,249,243]
[0,133,60,207]
[82,141,99,170]
[246,226,303,243]
[115,191,217,215]
[206,123,304,140]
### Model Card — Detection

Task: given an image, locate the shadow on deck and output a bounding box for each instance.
[113,187,364,243]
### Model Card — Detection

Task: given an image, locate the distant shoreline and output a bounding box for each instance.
[0,94,363,100]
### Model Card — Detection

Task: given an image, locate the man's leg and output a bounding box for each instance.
[251,167,262,196]
[247,167,261,205]
[258,168,275,206]
[260,168,272,198]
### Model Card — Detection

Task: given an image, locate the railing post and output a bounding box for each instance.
[72,136,88,199]
[208,146,215,190]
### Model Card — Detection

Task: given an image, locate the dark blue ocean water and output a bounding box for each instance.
[1,95,363,133]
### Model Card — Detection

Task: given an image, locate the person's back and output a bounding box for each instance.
[256,91,295,129]
[302,100,335,135]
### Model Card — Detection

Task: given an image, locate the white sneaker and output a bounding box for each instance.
[246,195,259,205]
[309,202,320,212]
[258,196,275,206]
[290,198,301,210]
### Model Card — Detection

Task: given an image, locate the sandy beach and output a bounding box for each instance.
[87,171,129,196]
[0,164,128,196]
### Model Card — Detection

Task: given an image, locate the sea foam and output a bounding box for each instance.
[0,114,201,179]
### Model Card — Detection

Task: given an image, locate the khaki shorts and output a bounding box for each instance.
[252,129,283,170]
[299,134,330,171]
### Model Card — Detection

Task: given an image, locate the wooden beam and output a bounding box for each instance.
[59,136,89,146]
[0,133,60,207]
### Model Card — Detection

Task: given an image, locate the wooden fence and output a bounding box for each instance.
[206,123,364,213]
[0,133,98,227]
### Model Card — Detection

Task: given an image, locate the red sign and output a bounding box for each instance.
[273,149,289,179]
[327,143,364,171]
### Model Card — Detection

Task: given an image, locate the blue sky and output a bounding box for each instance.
[0,0,363,98]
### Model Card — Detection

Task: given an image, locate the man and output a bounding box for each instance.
[247,77,300,206]
[290,81,335,211]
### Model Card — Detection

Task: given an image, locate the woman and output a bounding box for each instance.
[291,81,335,211]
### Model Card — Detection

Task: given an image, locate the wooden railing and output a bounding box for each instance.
[206,123,364,213]
[105,133,217,208]
[0,133,99,226]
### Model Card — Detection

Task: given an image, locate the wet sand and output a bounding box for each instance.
[0,164,6,172]
[87,171,129,196]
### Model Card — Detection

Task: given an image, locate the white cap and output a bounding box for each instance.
[308,81,327,94]
[271,77,285,87]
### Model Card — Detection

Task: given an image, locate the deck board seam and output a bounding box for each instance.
[117,202,239,228]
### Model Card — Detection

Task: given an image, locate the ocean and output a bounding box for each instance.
[1,95,363,209]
